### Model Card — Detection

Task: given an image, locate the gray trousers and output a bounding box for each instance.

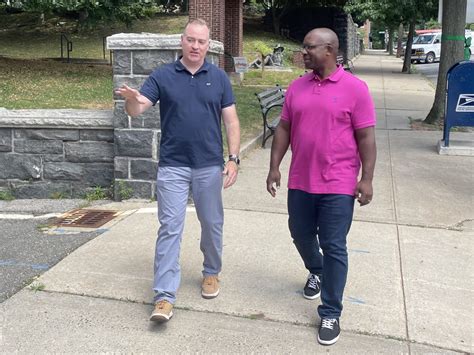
[153,165,224,304]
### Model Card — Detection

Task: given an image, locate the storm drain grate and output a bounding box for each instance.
[53,209,119,228]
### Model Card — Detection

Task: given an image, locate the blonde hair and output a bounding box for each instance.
[184,18,209,33]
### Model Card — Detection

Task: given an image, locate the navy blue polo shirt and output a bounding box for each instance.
[140,59,235,168]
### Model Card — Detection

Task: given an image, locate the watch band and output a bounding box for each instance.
[228,154,240,165]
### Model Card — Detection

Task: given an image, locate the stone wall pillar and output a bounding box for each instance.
[107,33,224,200]
[334,12,359,62]
[363,19,372,50]
[346,14,359,59]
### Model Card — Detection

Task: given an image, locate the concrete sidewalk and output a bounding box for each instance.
[1,52,473,353]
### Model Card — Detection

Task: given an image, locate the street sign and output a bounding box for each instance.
[443,60,474,146]
[233,57,248,73]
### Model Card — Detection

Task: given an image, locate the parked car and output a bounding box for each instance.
[406,30,473,64]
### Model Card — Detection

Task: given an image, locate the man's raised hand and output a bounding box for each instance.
[115,85,148,105]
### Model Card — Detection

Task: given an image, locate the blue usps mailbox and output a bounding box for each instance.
[443,61,474,146]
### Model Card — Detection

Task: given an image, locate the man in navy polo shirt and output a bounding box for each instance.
[115,18,240,323]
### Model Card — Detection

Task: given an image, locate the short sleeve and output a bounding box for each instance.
[140,71,160,105]
[352,82,376,130]
[281,83,293,122]
[220,70,235,108]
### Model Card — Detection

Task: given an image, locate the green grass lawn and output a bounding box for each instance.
[0,13,301,61]
[0,57,113,109]
[0,12,188,59]
[242,69,306,86]
[242,24,301,66]
[233,85,269,143]
[0,12,305,141]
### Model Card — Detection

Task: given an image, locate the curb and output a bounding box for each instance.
[240,131,265,159]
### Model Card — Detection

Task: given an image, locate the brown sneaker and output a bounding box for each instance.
[149,300,173,322]
[201,275,220,299]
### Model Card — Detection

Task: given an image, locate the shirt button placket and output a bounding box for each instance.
[313,81,322,95]
[190,75,196,87]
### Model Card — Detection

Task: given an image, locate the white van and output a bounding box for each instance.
[410,30,473,64]
[410,32,441,63]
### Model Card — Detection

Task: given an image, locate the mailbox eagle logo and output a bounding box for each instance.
[456,94,474,112]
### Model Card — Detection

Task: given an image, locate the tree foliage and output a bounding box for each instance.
[346,0,437,71]
[0,0,187,27]
[346,0,437,28]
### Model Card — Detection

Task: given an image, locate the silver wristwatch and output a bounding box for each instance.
[228,154,240,165]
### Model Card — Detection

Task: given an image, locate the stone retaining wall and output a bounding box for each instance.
[334,12,360,62]
[0,109,114,198]
[0,34,225,200]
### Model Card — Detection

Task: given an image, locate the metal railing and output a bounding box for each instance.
[60,33,73,62]
[103,36,112,64]
[59,34,112,65]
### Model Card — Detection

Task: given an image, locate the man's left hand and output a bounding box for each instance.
[223,161,239,189]
[354,179,373,206]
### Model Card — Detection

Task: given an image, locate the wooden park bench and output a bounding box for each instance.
[255,85,285,148]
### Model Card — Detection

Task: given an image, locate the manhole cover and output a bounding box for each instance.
[53,209,119,228]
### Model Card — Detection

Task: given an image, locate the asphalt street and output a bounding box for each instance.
[415,53,474,86]
[0,200,109,303]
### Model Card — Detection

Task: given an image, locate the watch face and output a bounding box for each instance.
[229,155,240,165]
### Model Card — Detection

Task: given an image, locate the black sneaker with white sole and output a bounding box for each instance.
[303,273,321,299]
[318,318,340,345]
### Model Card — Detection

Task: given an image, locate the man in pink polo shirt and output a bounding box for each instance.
[266,27,376,346]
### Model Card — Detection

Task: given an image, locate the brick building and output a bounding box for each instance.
[188,0,243,72]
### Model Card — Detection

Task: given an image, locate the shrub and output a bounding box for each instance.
[253,40,273,56]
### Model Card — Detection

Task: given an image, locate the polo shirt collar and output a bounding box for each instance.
[175,57,210,74]
[309,65,344,82]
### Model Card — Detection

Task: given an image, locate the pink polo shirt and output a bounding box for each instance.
[281,65,376,195]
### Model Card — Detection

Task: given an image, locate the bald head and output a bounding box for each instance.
[306,27,339,52]
[301,27,340,76]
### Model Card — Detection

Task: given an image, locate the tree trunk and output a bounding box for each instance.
[272,0,290,35]
[425,0,467,124]
[388,28,394,55]
[402,19,416,73]
[180,0,188,13]
[79,9,89,22]
[272,10,281,35]
[396,23,404,58]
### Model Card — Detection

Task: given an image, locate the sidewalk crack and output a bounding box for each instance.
[387,128,411,353]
